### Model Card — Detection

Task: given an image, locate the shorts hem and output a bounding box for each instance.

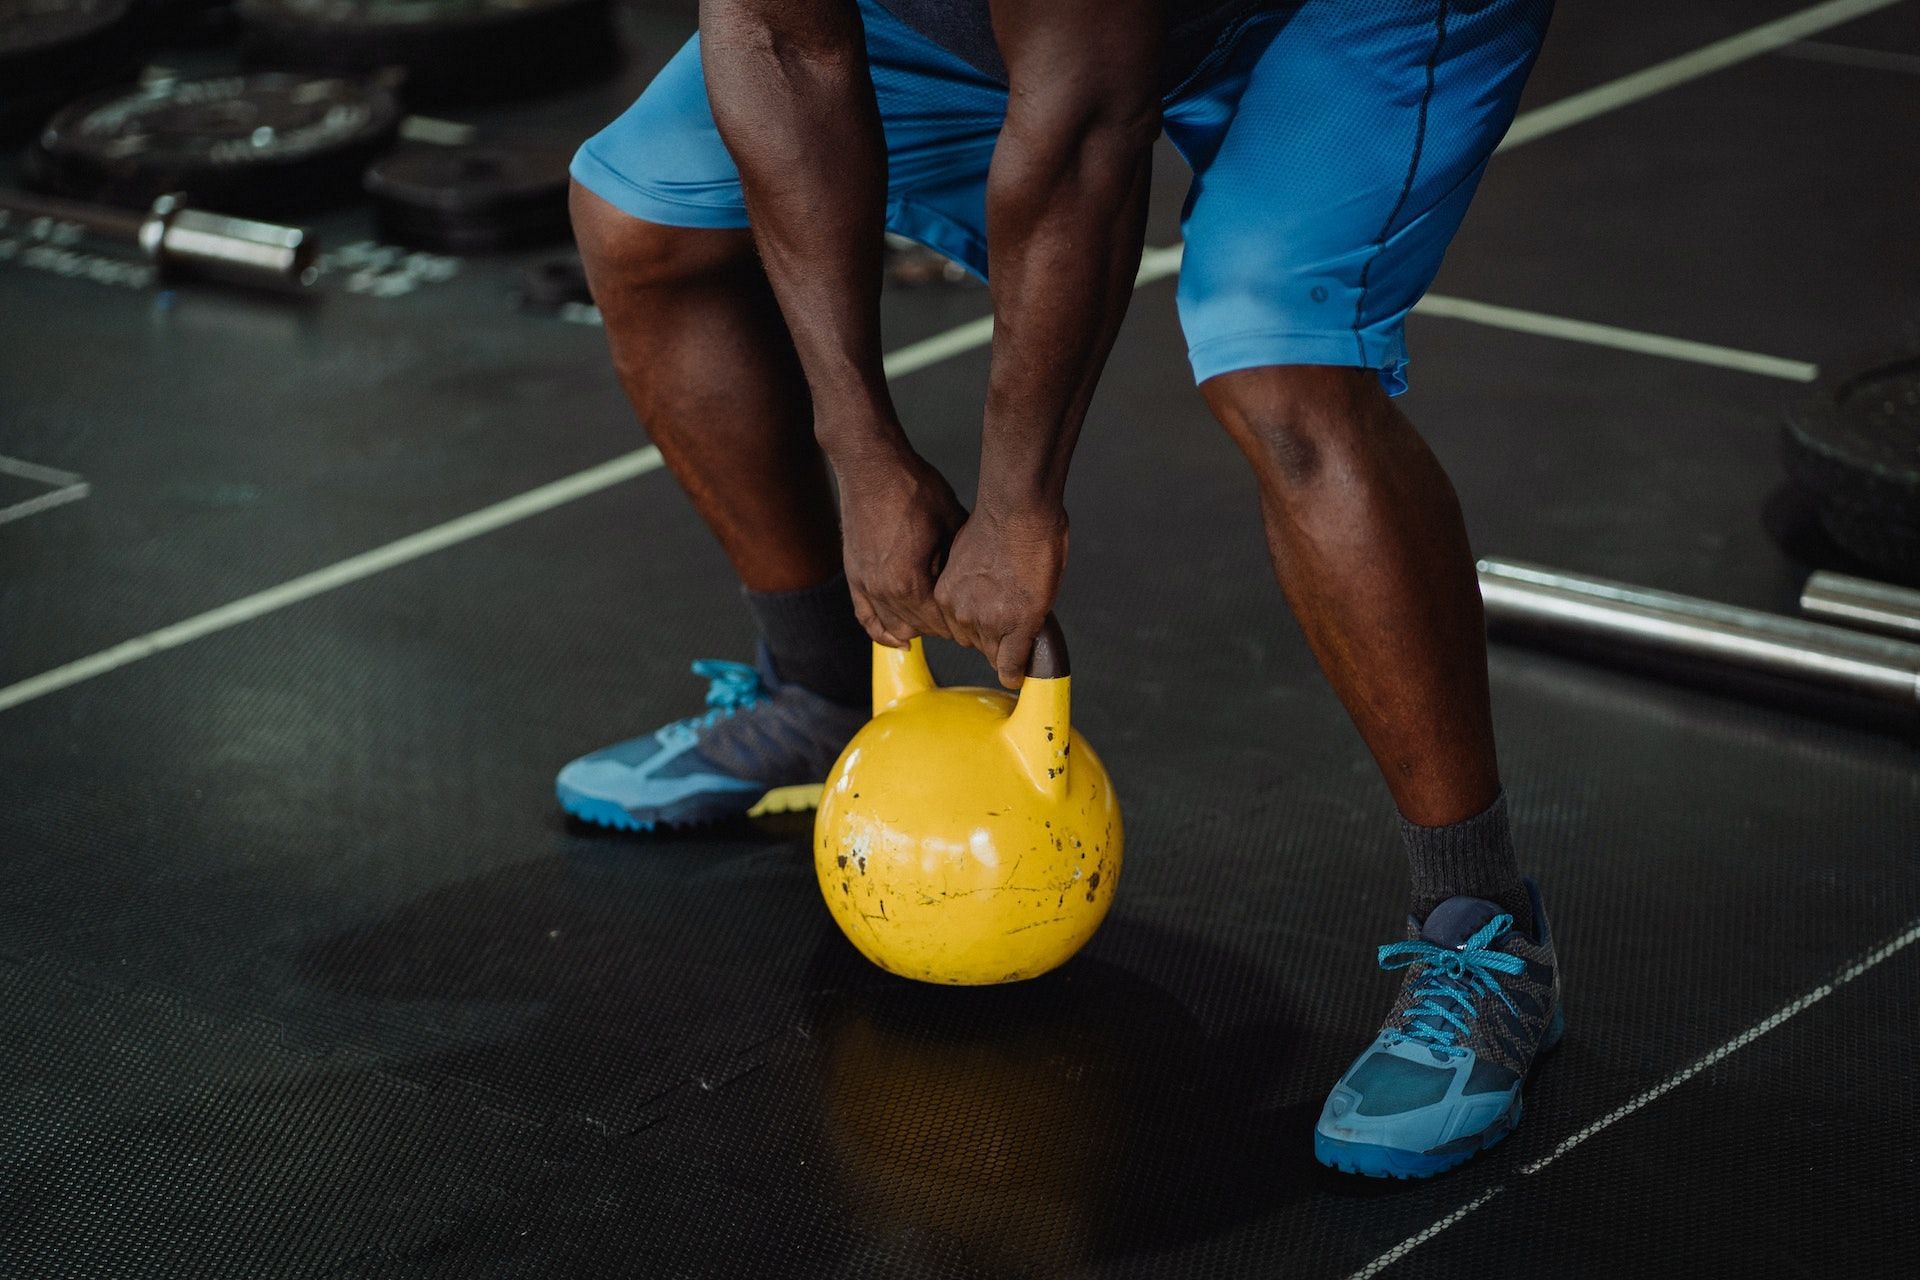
[885,200,990,283]
[1186,328,1411,395]
[569,144,751,230]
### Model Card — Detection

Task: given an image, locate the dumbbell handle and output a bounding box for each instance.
[0,190,318,291]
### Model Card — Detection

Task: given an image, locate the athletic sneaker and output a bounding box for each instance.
[555,650,868,832]
[1315,879,1562,1179]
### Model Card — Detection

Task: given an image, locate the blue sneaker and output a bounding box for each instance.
[1315,880,1562,1179]
[556,652,868,832]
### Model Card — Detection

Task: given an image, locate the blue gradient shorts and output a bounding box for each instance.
[572,0,1551,392]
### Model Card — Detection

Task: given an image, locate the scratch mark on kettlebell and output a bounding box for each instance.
[1088,871,1101,889]
[1005,915,1069,935]
[836,855,847,869]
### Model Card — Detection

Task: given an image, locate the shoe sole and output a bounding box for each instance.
[1315,1005,1565,1180]
[1314,1099,1519,1179]
[559,782,824,833]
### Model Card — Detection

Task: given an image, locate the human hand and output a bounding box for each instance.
[834,444,970,649]
[934,499,1069,688]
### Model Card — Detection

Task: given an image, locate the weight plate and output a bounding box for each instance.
[28,72,402,215]
[1782,353,1920,582]
[236,0,619,106]
[364,142,570,252]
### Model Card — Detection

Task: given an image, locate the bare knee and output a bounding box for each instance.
[569,179,753,297]
[1201,365,1396,489]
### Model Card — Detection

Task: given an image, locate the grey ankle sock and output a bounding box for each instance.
[742,573,870,709]
[1400,791,1534,936]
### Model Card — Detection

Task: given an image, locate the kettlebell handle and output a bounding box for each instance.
[1026,614,1070,680]
[871,613,1072,711]
[1003,613,1072,798]
[868,616,1074,801]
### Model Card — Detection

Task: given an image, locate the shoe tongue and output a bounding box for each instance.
[1419,895,1503,948]
[751,640,785,693]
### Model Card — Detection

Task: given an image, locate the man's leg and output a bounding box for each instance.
[571,184,844,599]
[1202,364,1498,826]
[554,6,1007,829]
[1199,365,1527,927]
[554,189,870,830]
[1164,0,1554,923]
[1165,0,1560,1176]
[571,185,871,710]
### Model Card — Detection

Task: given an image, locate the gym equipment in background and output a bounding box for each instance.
[0,187,318,291]
[814,619,1123,986]
[364,142,570,253]
[1799,571,1920,642]
[25,72,403,216]
[1782,353,1920,583]
[1477,557,1920,718]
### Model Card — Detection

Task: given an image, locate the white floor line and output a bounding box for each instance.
[882,315,996,378]
[1775,38,1920,76]
[0,449,662,714]
[0,481,90,527]
[1347,914,1920,1280]
[0,0,1884,714]
[1497,0,1908,149]
[0,454,85,488]
[0,455,91,527]
[1346,1189,1506,1280]
[1416,294,1819,381]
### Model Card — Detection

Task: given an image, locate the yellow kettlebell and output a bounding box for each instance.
[814,617,1122,985]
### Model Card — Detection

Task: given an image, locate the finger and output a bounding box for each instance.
[972,628,1016,691]
[996,628,1036,690]
[872,584,934,648]
[902,590,954,645]
[853,596,906,649]
[944,608,980,659]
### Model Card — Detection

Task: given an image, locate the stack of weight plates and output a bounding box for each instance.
[1783,353,1920,582]
[237,0,620,105]
[364,143,572,252]
[26,72,404,216]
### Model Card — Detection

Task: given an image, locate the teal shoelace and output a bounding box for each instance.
[1377,914,1526,1055]
[686,660,769,730]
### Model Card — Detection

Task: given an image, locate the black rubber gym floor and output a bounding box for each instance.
[3,3,1917,1277]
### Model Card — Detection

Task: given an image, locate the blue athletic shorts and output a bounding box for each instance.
[572,0,1551,392]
